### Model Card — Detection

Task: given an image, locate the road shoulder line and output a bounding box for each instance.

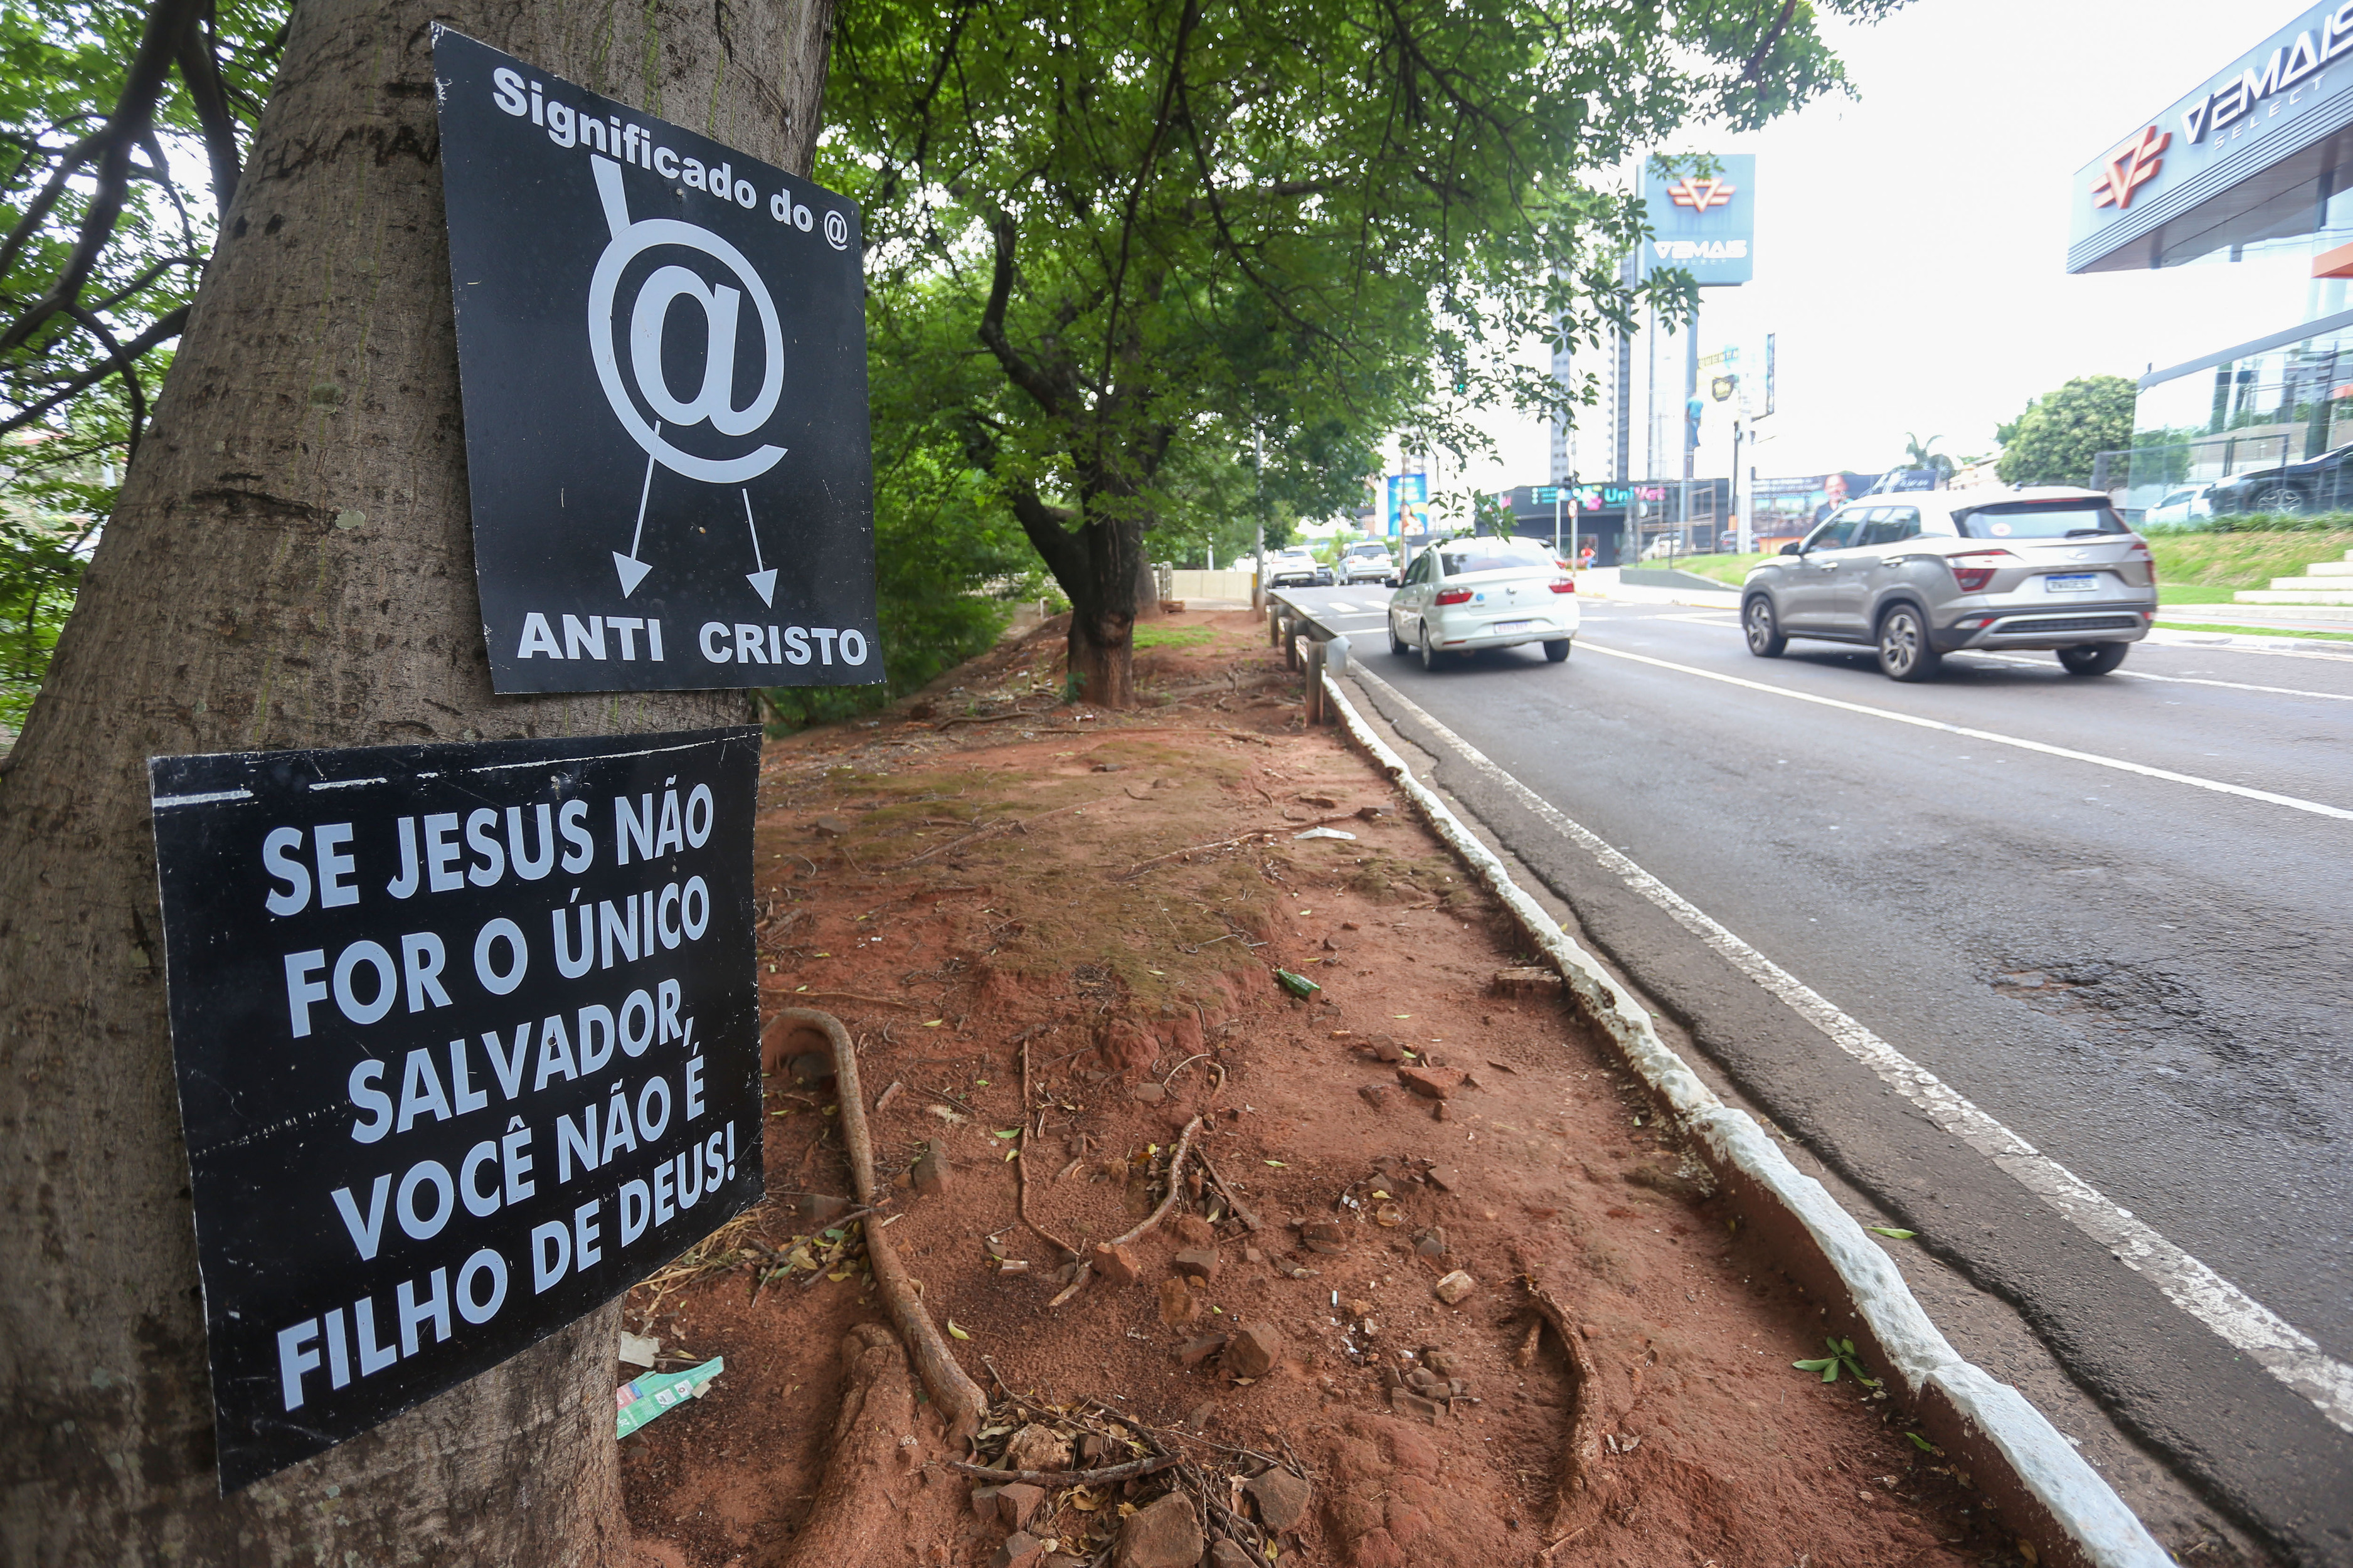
[1321,666,2170,1568]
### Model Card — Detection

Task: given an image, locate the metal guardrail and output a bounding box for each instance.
[1264,590,1353,726]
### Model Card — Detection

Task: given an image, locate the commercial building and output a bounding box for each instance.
[2072,0,2353,514]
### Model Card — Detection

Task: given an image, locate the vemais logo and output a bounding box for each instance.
[2091,125,2169,211]
[586,157,787,485]
[1665,176,1736,212]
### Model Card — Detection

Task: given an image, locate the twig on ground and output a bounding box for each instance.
[1113,829,1280,881]
[942,1453,1181,1487]
[1016,1038,1079,1260]
[1191,1149,1266,1234]
[1109,1115,1205,1249]
[780,989,926,1010]
[773,1007,987,1445]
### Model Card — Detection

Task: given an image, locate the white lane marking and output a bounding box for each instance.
[2149,633,2353,664]
[1349,661,2353,1433]
[1970,652,2353,703]
[1576,640,2353,823]
[1325,600,1361,613]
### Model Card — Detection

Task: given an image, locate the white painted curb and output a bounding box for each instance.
[1320,669,2171,1568]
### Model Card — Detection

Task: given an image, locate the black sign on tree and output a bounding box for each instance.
[148,728,763,1490]
[433,28,878,694]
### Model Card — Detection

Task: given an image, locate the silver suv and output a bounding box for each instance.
[1741,487,2156,681]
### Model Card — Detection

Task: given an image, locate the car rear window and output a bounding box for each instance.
[1954,501,2125,539]
[1439,541,1550,575]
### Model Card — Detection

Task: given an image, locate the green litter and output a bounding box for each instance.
[1273,968,1321,999]
[616,1356,725,1438]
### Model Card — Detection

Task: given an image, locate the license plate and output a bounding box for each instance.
[1489,619,1536,635]
[2044,573,2099,593]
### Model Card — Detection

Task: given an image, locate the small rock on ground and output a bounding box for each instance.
[1116,1491,1202,1568]
[1244,1467,1313,1532]
[1092,1241,1142,1286]
[1433,1269,1475,1305]
[1226,1322,1284,1378]
[1172,1248,1219,1281]
[1002,1424,1071,1473]
[993,1531,1046,1568]
[997,1481,1047,1530]
[1206,1543,1255,1568]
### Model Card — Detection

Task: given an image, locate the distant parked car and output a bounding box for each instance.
[1739,486,2155,681]
[2142,484,2213,524]
[2208,444,2353,515]
[1339,539,1398,586]
[1265,546,1333,588]
[1386,534,1578,668]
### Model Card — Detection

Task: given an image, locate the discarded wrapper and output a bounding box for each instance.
[615,1356,725,1438]
[618,1332,661,1369]
[1293,826,1356,841]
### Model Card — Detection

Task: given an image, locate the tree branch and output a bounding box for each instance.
[60,304,147,465]
[1740,0,1801,85]
[0,304,188,440]
[975,210,1068,417]
[0,0,209,354]
[176,4,245,217]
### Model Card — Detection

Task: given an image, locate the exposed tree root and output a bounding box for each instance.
[1519,1272,1605,1549]
[773,1007,989,1446]
[767,1323,918,1568]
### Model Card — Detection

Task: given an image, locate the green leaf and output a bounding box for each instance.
[1905,1431,1936,1452]
[947,1320,970,1340]
[1868,1226,1917,1239]
[1792,1356,1839,1381]
[994,1128,1020,1139]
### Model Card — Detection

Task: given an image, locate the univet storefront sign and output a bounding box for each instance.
[432,28,878,692]
[149,728,763,1488]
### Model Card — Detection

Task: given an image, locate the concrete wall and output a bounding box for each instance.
[1167,569,1257,602]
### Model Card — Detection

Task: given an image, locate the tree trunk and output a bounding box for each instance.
[0,1,831,1560]
[1132,547,1164,621]
[1061,509,1142,707]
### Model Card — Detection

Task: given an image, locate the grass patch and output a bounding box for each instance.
[1134,622,1217,649]
[1644,553,1765,586]
[2147,530,2353,595]
[1657,532,2353,601]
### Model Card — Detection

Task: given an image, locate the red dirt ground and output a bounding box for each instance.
[619,609,2037,1568]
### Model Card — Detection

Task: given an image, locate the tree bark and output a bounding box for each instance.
[0,1,832,1560]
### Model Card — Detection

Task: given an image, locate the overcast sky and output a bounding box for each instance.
[1454,0,2325,492]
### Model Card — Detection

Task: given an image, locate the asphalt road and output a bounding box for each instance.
[1281,585,2353,1562]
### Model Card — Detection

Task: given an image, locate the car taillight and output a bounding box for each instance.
[1947,549,2014,593]
[1434,587,1472,605]
[2127,539,2157,585]
[1548,578,1576,594]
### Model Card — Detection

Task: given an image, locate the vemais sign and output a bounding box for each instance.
[433,28,878,694]
[149,728,763,1489]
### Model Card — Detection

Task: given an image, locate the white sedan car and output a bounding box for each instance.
[1386,536,1578,669]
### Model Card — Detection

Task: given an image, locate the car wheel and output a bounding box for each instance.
[1543,638,1571,662]
[2057,642,2128,676]
[2251,484,2307,514]
[1743,596,1787,657]
[1389,617,1410,657]
[1876,605,1941,682]
[1418,624,1442,671]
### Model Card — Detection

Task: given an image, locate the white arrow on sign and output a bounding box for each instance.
[743,489,775,607]
[613,422,661,596]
